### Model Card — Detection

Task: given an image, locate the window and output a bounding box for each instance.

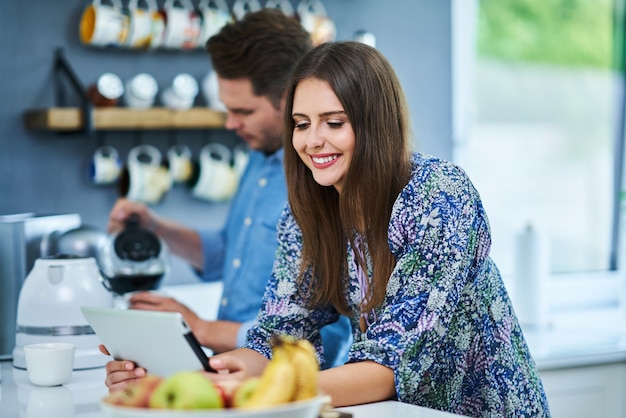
[454,0,622,277]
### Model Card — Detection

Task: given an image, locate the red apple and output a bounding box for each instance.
[104,374,164,408]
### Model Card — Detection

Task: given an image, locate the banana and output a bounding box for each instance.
[240,337,297,409]
[283,337,320,401]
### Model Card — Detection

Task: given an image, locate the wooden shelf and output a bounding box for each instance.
[24,107,227,131]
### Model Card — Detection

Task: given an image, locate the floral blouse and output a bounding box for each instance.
[245,152,550,417]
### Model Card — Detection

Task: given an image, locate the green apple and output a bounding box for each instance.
[104,374,164,408]
[231,377,260,408]
[149,371,224,410]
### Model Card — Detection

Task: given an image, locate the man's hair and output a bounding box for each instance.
[206,9,312,109]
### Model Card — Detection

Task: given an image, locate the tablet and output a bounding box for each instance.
[81,306,214,377]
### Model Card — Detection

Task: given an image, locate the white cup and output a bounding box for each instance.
[297,0,336,46]
[162,73,199,110]
[201,70,226,111]
[79,0,126,47]
[124,0,158,48]
[161,0,203,49]
[126,145,172,204]
[265,0,295,17]
[197,0,233,47]
[232,0,262,20]
[124,73,158,109]
[192,143,238,201]
[24,343,75,387]
[168,144,194,183]
[90,145,122,185]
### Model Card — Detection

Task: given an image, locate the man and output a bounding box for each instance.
[105,9,351,368]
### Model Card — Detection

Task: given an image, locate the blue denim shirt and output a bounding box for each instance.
[196,149,351,368]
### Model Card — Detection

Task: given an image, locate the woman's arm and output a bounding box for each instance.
[319,361,395,407]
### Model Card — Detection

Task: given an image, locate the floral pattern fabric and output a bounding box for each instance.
[245,152,550,417]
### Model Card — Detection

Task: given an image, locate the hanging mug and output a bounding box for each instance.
[232,0,262,21]
[233,143,250,178]
[79,0,127,47]
[89,145,122,185]
[167,144,194,183]
[124,145,172,204]
[197,0,233,47]
[264,0,295,17]
[191,143,238,201]
[161,0,203,49]
[297,0,335,46]
[124,0,158,48]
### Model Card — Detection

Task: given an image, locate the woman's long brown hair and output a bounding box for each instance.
[283,42,413,315]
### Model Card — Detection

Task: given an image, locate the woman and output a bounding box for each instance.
[105,41,550,417]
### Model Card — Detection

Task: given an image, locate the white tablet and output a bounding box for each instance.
[81,306,214,377]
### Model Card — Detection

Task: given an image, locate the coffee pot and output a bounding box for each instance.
[97,213,168,303]
[12,255,114,370]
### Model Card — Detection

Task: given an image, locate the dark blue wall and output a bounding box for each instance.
[0,0,454,282]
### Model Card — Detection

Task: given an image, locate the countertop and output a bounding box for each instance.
[0,361,465,418]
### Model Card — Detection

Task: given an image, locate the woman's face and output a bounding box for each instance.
[291,78,355,194]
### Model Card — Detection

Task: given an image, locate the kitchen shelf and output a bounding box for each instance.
[24,107,227,132]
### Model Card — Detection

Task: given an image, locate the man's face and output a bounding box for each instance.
[217,77,284,153]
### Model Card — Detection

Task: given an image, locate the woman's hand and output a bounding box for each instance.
[99,344,147,392]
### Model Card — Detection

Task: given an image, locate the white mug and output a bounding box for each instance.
[167,144,194,183]
[197,0,233,47]
[162,73,199,110]
[201,70,226,111]
[265,0,295,17]
[192,143,238,201]
[124,73,158,109]
[90,145,122,185]
[124,0,158,48]
[79,0,126,47]
[232,0,262,20]
[297,0,336,46]
[126,145,172,204]
[161,0,202,49]
[24,343,75,387]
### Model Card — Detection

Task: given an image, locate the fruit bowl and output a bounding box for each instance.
[100,395,327,418]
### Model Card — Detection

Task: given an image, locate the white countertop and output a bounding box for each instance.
[0,361,465,418]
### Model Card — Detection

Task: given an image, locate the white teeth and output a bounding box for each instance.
[312,155,338,164]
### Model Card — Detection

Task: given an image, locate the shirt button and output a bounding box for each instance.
[221,298,228,307]
[232,258,241,268]
[258,178,267,187]
[244,217,252,226]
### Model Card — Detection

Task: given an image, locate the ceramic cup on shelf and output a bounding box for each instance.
[201,70,226,111]
[89,145,122,185]
[297,0,336,46]
[167,144,194,183]
[232,0,262,20]
[79,0,127,47]
[161,0,203,50]
[24,343,75,387]
[86,72,124,107]
[123,0,158,49]
[191,143,238,201]
[124,73,158,109]
[123,145,172,204]
[197,0,233,47]
[161,73,199,110]
[265,0,295,17]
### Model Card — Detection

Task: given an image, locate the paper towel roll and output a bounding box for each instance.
[513,223,550,329]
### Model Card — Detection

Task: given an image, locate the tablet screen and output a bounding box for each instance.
[81,306,214,377]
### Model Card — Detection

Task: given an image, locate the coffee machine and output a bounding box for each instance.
[0,213,82,360]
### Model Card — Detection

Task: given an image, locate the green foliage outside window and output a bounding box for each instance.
[477,0,616,69]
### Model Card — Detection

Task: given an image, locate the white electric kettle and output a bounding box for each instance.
[12,255,114,370]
